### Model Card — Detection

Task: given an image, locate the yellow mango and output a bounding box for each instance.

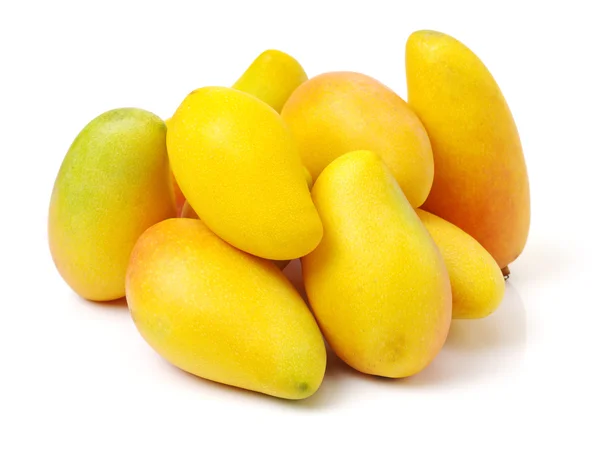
[416,209,505,319]
[302,151,451,378]
[233,49,308,113]
[281,71,434,207]
[406,30,530,270]
[126,218,326,400]
[167,86,322,260]
[48,108,176,301]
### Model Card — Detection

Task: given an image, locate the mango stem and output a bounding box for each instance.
[501,266,510,280]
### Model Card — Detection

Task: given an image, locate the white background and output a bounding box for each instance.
[2,1,599,447]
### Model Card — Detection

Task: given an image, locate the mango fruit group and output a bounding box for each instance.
[302,151,452,377]
[281,71,434,207]
[48,108,176,301]
[233,49,308,113]
[167,86,322,261]
[417,209,505,319]
[126,218,326,399]
[49,33,526,400]
[406,30,530,269]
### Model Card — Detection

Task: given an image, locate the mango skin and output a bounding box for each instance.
[233,49,308,113]
[281,71,434,207]
[406,30,530,269]
[167,86,323,260]
[180,200,290,270]
[302,151,451,378]
[416,209,505,319]
[48,108,176,301]
[126,218,326,400]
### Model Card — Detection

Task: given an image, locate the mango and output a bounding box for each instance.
[281,71,434,207]
[180,200,290,270]
[167,86,322,260]
[126,218,326,400]
[48,108,176,301]
[302,151,451,377]
[233,49,308,113]
[406,30,530,270]
[416,209,505,319]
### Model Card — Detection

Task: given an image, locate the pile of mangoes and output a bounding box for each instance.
[48,30,530,400]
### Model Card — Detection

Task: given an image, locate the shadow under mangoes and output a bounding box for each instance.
[510,241,576,284]
[158,346,348,411]
[71,291,130,315]
[404,281,527,387]
[78,296,129,309]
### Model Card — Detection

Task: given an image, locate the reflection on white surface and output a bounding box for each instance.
[448,282,526,350]
[406,282,526,386]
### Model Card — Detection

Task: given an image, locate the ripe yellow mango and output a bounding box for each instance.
[126,218,326,400]
[406,30,530,270]
[167,86,322,260]
[180,200,290,270]
[233,49,308,113]
[302,151,451,378]
[48,108,176,301]
[281,71,434,207]
[416,209,505,319]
